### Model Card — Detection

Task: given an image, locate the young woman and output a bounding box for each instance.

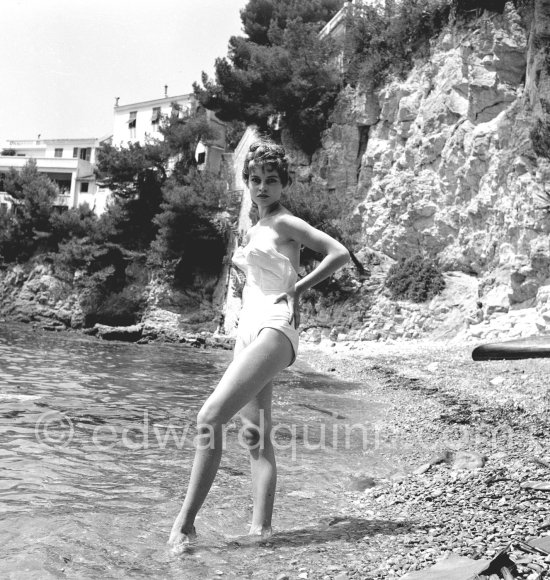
[168,139,350,549]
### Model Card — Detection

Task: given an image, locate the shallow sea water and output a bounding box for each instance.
[0,323,397,579]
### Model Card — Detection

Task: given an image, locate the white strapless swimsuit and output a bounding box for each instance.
[232,239,299,365]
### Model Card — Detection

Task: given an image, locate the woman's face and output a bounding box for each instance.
[248,164,284,208]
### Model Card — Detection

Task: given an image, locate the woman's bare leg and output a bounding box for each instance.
[168,329,293,547]
[240,381,276,537]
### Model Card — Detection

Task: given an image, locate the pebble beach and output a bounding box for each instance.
[289,338,550,580]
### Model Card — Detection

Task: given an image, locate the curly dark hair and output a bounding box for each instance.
[242,139,291,187]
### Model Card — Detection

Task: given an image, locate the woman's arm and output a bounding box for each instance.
[281,215,350,294]
[275,215,350,325]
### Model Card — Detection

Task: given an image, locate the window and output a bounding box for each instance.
[73,147,79,158]
[54,148,63,158]
[151,107,161,130]
[128,111,137,138]
[0,173,5,190]
[79,147,91,161]
[80,182,89,193]
[197,151,206,165]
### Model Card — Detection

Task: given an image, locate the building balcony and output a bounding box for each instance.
[0,155,77,171]
[54,194,72,207]
[0,155,94,176]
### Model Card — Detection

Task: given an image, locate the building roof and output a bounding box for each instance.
[114,93,195,112]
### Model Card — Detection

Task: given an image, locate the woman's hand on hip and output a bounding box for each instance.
[274,288,300,328]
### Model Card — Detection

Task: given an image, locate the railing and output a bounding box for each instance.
[54,194,72,207]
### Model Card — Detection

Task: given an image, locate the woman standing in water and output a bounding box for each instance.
[169,139,350,548]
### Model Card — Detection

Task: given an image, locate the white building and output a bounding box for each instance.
[0,137,111,215]
[112,89,226,175]
[0,90,227,217]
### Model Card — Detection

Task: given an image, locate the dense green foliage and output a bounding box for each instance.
[1,109,229,327]
[345,0,452,89]
[0,160,59,261]
[385,255,445,303]
[95,141,166,249]
[159,106,219,180]
[49,203,98,246]
[240,0,343,45]
[195,0,342,154]
[149,173,228,288]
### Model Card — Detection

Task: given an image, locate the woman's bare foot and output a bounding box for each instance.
[248,524,272,539]
[168,517,196,553]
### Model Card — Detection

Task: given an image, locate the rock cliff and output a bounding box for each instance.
[0,262,84,330]
[288,1,550,344]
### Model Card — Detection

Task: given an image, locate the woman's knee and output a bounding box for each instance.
[196,403,223,431]
[240,422,272,450]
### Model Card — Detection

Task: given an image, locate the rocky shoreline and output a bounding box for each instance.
[2,296,550,577]
[290,339,550,579]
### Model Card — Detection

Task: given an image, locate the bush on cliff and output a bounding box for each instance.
[0,160,58,262]
[53,241,147,327]
[345,0,451,89]
[345,0,529,90]
[385,255,445,303]
[95,142,166,251]
[95,109,223,259]
[158,106,220,182]
[149,173,228,288]
[49,203,99,246]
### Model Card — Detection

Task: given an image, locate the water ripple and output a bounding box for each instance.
[0,323,392,578]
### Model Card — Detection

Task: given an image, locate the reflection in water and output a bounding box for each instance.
[0,323,397,578]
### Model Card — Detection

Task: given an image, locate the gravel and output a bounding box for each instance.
[297,338,550,579]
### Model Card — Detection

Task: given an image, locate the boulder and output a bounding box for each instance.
[484,285,510,315]
[94,323,143,342]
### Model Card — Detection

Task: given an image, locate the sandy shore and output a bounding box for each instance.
[291,338,550,579]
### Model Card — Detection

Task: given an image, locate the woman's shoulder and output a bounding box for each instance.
[275,211,310,232]
[273,212,313,245]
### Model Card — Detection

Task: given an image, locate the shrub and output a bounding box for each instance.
[385,255,445,302]
[49,203,98,246]
[0,214,24,263]
[149,173,228,287]
[56,243,148,327]
[345,0,452,89]
[0,160,58,261]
